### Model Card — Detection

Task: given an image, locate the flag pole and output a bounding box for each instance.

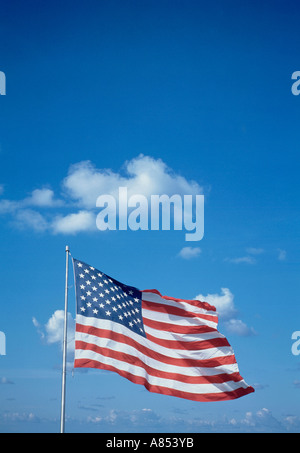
[60,245,70,433]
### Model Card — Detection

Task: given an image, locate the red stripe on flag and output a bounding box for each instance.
[75,340,243,384]
[74,358,254,402]
[76,323,237,368]
[142,289,217,312]
[143,317,217,334]
[142,299,218,323]
[145,331,230,351]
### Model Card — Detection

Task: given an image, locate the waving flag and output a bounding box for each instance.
[73,258,254,402]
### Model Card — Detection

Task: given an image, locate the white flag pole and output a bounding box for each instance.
[60,245,70,433]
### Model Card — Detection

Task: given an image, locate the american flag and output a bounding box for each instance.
[73,258,254,402]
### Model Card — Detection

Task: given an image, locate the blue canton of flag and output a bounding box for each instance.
[73,258,146,338]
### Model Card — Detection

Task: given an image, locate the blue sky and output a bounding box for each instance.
[0,0,300,433]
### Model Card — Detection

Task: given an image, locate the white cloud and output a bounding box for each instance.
[194,287,256,336]
[33,310,75,367]
[178,246,201,259]
[32,317,40,328]
[62,160,121,209]
[241,408,284,432]
[32,317,45,340]
[0,187,63,233]
[63,155,203,209]
[87,408,162,429]
[23,188,63,207]
[125,155,202,198]
[84,406,296,432]
[0,155,204,235]
[1,405,298,432]
[44,310,68,345]
[0,188,62,213]
[52,210,96,234]
[2,412,39,423]
[195,287,237,320]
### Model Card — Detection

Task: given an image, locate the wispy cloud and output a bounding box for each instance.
[293,380,300,389]
[225,256,256,265]
[225,246,264,265]
[225,246,287,265]
[246,247,264,255]
[277,249,287,261]
[223,319,256,337]
[12,209,49,232]
[0,376,14,385]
